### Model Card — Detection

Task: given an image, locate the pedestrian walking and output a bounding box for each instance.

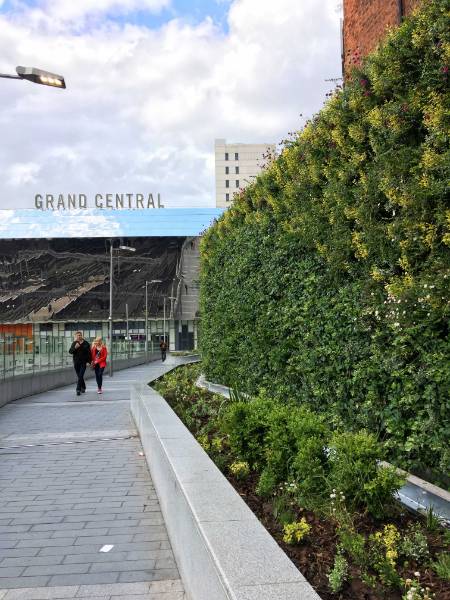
[69,331,91,396]
[159,338,167,362]
[91,337,108,394]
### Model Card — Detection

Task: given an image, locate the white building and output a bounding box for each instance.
[214,139,276,208]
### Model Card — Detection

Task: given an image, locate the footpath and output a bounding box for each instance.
[0,358,186,600]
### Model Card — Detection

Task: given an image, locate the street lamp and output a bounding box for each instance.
[164,296,177,347]
[145,280,162,362]
[0,66,66,88]
[109,241,136,377]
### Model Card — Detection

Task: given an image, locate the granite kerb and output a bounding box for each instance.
[130,379,322,600]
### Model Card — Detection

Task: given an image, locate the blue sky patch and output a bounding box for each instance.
[0,0,231,32]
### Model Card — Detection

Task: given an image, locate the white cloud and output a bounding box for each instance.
[7,162,41,186]
[0,0,341,210]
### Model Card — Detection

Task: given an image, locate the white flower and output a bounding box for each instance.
[414,571,420,577]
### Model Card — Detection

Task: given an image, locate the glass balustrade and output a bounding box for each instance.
[0,335,155,380]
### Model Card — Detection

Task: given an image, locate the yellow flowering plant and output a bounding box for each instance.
[283,518,311,545]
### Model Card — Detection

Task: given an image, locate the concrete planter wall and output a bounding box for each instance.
[131,382,321,600]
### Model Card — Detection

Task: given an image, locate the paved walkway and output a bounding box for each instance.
[0,358,186,600]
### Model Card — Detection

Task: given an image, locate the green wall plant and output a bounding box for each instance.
[200,0,450,477]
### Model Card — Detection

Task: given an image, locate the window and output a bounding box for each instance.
[225,180,229,188]
[225,166,229,174]
[225,152,229,161]
[226,193,230,202]
[235,180,239,188]
[234,152,239,160]
[235,166,239,174]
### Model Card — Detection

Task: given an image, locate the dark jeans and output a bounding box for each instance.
[161,349,166,361]
[74,362,86,392]
[94,365,105,389]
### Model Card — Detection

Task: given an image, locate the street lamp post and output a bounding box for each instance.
[0,66,66,88]
[108,242,136,377]
[167,296,177,350]
[144,280,162,362]
[163,298,166,345]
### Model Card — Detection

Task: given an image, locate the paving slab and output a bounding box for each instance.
[0,360,185,600]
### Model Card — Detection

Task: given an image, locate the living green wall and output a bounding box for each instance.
[200,0,450,477]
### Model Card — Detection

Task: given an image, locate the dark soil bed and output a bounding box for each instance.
[227,471,450,600]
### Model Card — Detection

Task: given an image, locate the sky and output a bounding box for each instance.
[0,0,342,210]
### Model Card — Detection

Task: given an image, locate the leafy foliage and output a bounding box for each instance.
[222,396,402,517]
[200,0,450,477]
[432,552,450,581]
[328,553,349,593]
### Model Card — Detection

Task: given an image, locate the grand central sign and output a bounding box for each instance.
[34,193,165,210]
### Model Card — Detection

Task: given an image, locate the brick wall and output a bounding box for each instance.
[343,0,422,73]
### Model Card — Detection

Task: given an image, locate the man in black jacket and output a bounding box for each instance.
[69,331,91,396]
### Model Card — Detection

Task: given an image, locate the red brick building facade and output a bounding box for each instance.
[343,0,422,73]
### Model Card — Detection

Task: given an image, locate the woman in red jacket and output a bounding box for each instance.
[91,337,108,394]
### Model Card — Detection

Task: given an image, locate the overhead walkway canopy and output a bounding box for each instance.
[0,208,224,239]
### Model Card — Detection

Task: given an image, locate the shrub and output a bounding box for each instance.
[338,528,367,567]
[326,431,404,518]
[259,404,330,500]
[369,524,402,587]
[328,553,348,593]
[400,523,429,562]
[282,518,311,545]
[221,396,276,468]
[229,461,250,480]
[432,552,450,581]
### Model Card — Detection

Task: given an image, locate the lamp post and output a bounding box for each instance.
[108,242,136,377]
[0,66,66,88]
[164,296,177,349]
[145,280,162,362]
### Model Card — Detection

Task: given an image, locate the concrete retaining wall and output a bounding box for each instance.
[0,353,159,407]
[131,382,321,600]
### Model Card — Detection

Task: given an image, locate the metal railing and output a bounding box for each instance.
[0,336,153,381]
